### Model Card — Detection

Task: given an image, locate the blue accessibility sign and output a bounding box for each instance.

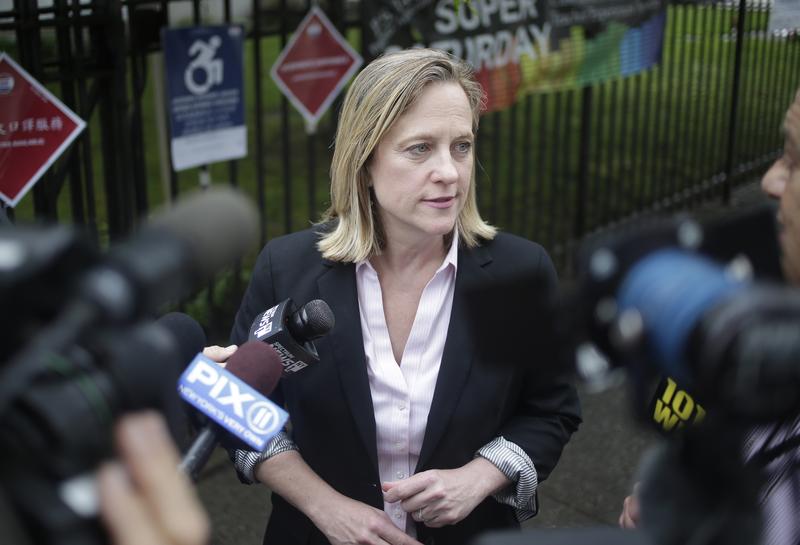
[162,25,246,171]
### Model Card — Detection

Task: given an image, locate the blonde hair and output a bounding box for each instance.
[317,48,496,263]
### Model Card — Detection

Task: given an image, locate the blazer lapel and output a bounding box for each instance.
[416,244,493,471]
[317,262,379,474]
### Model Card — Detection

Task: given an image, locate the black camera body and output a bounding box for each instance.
[0,226,190,545]
[0,188,258,545]
[473,204,798,545]
[569,203,798,545]
[573,203,797,422]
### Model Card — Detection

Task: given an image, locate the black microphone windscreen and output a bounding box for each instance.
[156,312,207,368]
[146,188,259,281]
[288,299,335,342]
[103,323,185,409]
[302,299,335,337]
[225,341,283,396]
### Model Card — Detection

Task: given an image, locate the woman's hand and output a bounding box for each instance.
[382,458,509,528]
[311,495,423,545]
[254,450,422,545]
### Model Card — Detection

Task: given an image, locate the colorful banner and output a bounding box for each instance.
[364,0,666,111]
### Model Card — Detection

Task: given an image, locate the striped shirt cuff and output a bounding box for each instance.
[476,436,539,522]
[231,431,298,484]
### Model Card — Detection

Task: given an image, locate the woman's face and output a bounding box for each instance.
[368,81,474,247]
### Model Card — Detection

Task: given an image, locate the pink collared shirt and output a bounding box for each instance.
[234,233,538,530]
[355,234,459,533]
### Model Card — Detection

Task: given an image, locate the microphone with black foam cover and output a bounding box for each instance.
[178,340,287,480]
[0,189,258,416]
[615,249,800,421]
[80,187,259,324]
[153,312,208,446]
[156,312,207,369]
[249,298,335,375]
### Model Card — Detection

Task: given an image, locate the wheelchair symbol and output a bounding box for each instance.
[184,36,223,95]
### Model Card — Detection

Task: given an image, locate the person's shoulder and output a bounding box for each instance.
[478,232,551,269]
[253,224,330,274]
[265,225,326,255]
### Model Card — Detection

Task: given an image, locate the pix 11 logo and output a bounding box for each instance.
[178,354,288,450]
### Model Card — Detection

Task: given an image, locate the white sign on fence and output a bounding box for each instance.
[769,0,800,33]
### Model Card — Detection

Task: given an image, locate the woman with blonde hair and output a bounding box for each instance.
[214,48,581,545]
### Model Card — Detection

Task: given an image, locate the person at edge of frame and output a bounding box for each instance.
[204,48,582,545]
[619,88,800,545]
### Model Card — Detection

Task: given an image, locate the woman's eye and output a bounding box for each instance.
[409,143,430,154]
[455,141,472,153]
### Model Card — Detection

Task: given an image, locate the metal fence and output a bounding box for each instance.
[1,0,799,316]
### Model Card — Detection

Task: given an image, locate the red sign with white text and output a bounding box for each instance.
[0,53,85,206]
[271,6,362,131]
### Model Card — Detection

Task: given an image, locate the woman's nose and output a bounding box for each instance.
[433,153,459,184]
[761,158,789,199]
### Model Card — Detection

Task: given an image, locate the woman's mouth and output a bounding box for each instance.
[423,196,455,209]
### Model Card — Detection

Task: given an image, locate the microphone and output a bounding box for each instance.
[248,298,335,374]
[156,312,207,368]
[648,376,706,435]
[153,312,208,445]
[616,249,800,420]
[80,187,259,324]
[0,188,258,415]
[178,341,288,480]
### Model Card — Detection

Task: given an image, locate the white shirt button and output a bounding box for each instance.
[396,471,405,479]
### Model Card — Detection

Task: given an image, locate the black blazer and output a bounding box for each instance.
[230,227,581,545]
